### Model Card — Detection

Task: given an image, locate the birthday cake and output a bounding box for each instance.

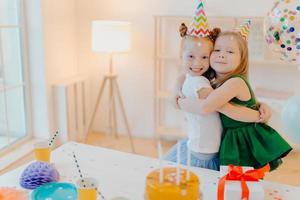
[145,167,200,200]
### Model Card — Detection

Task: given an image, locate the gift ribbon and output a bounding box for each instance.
[217,164,270,200]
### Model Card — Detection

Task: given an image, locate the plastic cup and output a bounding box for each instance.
[34,141,51,162]
[76,177,98,200]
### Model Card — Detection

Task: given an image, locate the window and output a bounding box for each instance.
[0,0,30,149]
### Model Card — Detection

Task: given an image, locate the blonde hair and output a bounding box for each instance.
[212,31,249,88]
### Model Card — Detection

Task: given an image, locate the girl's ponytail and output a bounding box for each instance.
[179,23,188,37]
[208,27,221,42]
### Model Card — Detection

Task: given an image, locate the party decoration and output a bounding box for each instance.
[218,165,270,200]
[235,19,251,41]
[72,152,84,179]
[282,95,300,146]
[265,0,300,62]
[187,0,210,37]
[0,187,28,200]
[20,161,59,189]
[31,182,77,200]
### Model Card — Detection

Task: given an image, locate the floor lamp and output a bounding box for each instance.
[87,20,135,153]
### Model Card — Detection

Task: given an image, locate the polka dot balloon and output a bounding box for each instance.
[265,0,300,62]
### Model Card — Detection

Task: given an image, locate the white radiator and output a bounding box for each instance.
[53,76,89,143]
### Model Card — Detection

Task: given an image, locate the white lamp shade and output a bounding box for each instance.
[92,20,131,53]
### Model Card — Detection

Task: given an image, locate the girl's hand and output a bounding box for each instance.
[172,91,185,109]
[177,96,184,109]
[258,102,272,123]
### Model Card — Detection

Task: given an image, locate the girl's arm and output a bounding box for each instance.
[196,86,262,122]
[217,103,261,122]
[179,77,261,122]
[217,101,273,123]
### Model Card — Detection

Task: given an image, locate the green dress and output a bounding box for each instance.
[219,75,292,171]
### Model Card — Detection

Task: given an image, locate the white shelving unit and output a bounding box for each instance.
[153,15,295,141]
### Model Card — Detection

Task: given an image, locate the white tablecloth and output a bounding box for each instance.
[0,142,299,200]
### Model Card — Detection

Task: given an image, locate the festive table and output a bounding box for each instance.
[0,142,299,200]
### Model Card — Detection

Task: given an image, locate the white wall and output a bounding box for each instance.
[41,0,78,137]
[75,0,291,138]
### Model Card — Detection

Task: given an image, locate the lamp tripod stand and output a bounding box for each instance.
[86,54,135,153]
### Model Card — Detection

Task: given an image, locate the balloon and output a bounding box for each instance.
[282,95,300,146]
[264,0,300,62]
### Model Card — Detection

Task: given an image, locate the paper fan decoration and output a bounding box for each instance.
[19,161,59,190]
[235,19,251,41]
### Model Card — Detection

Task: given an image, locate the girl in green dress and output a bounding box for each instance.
[178,30,292,171]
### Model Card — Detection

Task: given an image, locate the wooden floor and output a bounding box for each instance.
[1,132,300,187]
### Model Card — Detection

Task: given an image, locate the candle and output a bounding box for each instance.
[158,140,163,183]
[176,140,181,185]
[187,145,191,180]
